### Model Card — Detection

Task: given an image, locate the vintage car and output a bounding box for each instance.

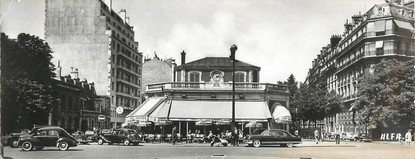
[72,131,88,144]
[18,126,78,151]
[354,133,372,142]
[244,129,301,148]
[3,125,51,148]
[84,130,97,142]
[341,132,357,141]
[2,129,30,148]
[97,128,141,146]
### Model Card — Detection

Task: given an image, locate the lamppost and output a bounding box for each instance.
[230,44,237,146]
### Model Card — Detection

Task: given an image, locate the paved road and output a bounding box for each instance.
[2,141,414,159]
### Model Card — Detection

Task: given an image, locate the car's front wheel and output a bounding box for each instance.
[286,143,294,148]
[58,141,69,151]
[253,140,261,148]
[98,139,104,145]
[10,139,19,148]
[124,139,130,146]
[21,141,33,151]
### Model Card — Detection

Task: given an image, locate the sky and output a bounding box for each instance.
[1,0,386,83]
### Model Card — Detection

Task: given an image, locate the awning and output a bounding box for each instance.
[135,121,153,127]
[375,41,384,48]
[374,20,386,32]
[154,120,172,126]
[195,121,213,126]
[148,100,171,121]
[394,20,414,31]
[272,106,292,123]
[166,101,272,122]
[215,120,231,125]
[127,97,166,119]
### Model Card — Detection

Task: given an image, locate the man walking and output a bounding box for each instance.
[314,129,319,144]
[171,126,177,145]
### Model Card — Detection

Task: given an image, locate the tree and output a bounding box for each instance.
[292,67,343,128]
[354,59,415,128]
[287,74,298,102]
[1,33,56,134]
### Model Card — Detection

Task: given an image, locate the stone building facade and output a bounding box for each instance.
[305,0,414,139]
[52,64,110,132]
[45,0,143,128]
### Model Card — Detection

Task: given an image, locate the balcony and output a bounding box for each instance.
[146,82,288,93]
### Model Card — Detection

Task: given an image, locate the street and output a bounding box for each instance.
[2,141,414,159]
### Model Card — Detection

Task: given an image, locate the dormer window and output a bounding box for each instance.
[400,9,405,16]
[188,71,201,82]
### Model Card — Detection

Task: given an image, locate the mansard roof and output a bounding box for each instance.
[175,57,260,71]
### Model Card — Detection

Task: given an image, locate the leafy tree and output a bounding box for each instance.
[354,59,415,128]
[1,33,56,134]
[292,67,343,127]
[287,74,298,102]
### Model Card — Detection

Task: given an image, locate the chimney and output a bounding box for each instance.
[344,19,353,33]
[330,35,342,48]
[181,50,186,65]
[351,13,363,25]
[56,60,62,79]
[70,67,79,79]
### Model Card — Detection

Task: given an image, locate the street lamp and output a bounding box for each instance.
[230,44,237,146]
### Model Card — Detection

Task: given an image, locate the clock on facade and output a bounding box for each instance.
[210,71,223,83]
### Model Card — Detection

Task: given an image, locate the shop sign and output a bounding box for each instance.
[380,133,403,141]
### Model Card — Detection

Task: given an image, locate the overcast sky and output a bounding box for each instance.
[1,0,386,83]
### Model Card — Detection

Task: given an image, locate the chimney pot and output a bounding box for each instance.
[181,50,186,65]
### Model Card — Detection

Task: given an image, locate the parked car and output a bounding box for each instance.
[84,130,97,142]
[244,129,301,148]
[72,131,88,144]
[97,128,141,146]
[2,129,30,148]
[341,132,357,141]
[354,133,372,142]
[18,126,78,151]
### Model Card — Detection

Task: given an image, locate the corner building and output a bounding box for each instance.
[45,0,143,128]
[127,52,291,138]
[305,1,414,140]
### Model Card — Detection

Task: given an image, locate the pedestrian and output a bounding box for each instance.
[233,127,239,146]
[208,131,214,142]
[335,133,341,144]
[171,126,177,145]
[314,129,319,144]
[405,129,412,145]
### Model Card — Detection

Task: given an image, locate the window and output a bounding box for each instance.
[38,130,47,136]
[374,20,386,36]
[375,41,384,55]
[235,71,246,82]
[48,130,59,136]
[188,71,201,82]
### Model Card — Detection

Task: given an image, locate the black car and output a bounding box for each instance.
[354,133,372,142]
[97,128,141,146]
[244,129,301,148]
[18,126,78,151]
[2,129,30,148]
